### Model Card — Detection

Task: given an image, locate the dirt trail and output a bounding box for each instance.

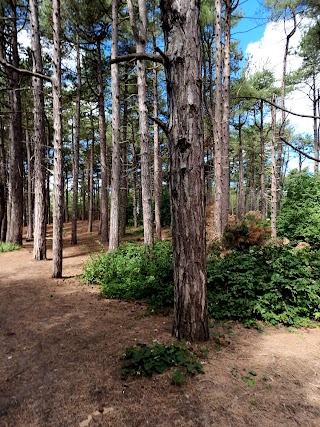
[1,221,320,427]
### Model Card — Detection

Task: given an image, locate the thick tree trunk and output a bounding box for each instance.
[132,137,138,228]
[160,0,209,342]
[109,0,121,251]
[30,0,47,259]
[97,40,109,243]
[127,0,153,246]
[52,0,64,278]
[214,0,223,240]
[71,30,81,245]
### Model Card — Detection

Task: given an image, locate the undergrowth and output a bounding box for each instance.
[83,241,320,327]
[83,241,173,309]
[0,242,21,253]
[121,342,204,384]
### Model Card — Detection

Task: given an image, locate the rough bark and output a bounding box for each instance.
[30,0,47,259]
[127,0,154,246]
[313,75,318,174]
[109,0,121,251]
[97,39,108,243]
[160,0,209,342]
[71,30,81,245]
[52,0,64,278]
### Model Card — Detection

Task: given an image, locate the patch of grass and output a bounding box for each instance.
[0,242,21,253]
[121,342,205,384]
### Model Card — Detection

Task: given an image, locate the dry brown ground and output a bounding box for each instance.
[1,221,320,427]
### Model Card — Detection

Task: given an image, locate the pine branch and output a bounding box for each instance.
[279,136,320,162]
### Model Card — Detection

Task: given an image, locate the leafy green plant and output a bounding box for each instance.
[278,171,320,246]
[0,242,21,253]
[170,368,187,385]
[207,245,320,327]
[83,241,174,309]
[121,342,204,383]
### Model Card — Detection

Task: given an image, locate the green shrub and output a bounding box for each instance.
[207,245,320,326]
[83,241,174,309]
[121,342,204,382]
[0,242,21,253]
[278,171,320,246]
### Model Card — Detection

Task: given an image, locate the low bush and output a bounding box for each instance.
[83,241,173,309]
[207,245,320,326]
[83,241,320,327]
[0,242,21,253]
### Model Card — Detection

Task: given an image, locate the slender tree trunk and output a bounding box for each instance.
[132,136,138,228]
[30,0,47,259]
[71,30,81,245]
[52,0,64,278]
[214,0,223,240]
[259,100,267,220]
[160,0,209,342]
[3,3,23,245]
[109,0,121,251]
[153,61,162,241]
[120,66,129,238]
[97,39,109,243]
[271,94,277,241]
[0,118,7,241]
[88,116,94,233]
[237,119,245,220]
[313,74,318,174]
[127,0,154,246]
[25,116,33,241]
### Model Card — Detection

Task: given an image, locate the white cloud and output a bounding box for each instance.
[246,18,316,135]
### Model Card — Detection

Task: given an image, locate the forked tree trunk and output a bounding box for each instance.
[160,0,209,342]
[52,0,64,278]
[30,0,47,259]
[71,29,81,245]
[97,39,109,243]
[109,0,121,251]
[127,0,153,246]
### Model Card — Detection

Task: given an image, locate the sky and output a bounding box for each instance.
[233,0,315,137]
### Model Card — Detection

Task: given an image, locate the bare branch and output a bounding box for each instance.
[151,117,168,136]
[234,95,320,119]
[0,57,52,82]
[280,136,320,162]
[110,53,164,65]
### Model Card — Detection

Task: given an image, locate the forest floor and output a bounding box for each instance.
[1,221,320,427]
